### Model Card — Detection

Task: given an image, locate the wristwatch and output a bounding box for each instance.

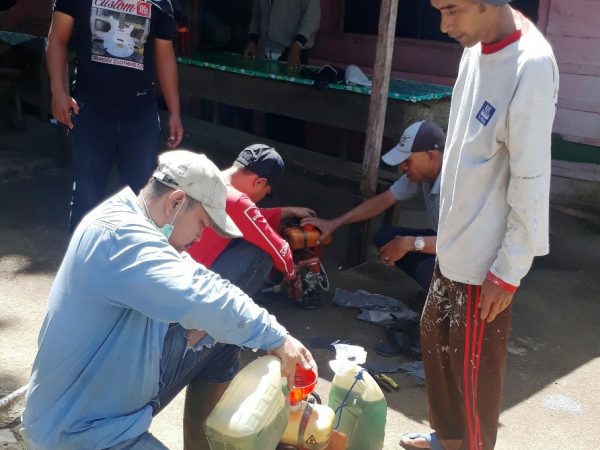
[414,236,425,252]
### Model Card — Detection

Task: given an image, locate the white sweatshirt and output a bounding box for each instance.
[437,20,559,286]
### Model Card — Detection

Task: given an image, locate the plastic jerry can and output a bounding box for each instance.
[279,400,335,450]
[205,355,289,450]
[328,365,387,450]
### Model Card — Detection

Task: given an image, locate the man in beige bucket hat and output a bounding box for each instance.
[22,150,316,450]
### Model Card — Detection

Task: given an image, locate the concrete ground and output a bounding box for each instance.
[1,115,599,449]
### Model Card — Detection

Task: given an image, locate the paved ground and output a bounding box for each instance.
[1,116,599,449]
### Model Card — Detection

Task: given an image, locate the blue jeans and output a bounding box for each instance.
[106,240,272,449]
[106,325,240,450]
[210,239,274,297]
[69,100,160,232]
[106,432,168,449]
[374,224,437,291]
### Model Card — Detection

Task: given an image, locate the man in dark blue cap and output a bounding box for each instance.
[183,144,315,445]
[187,143,315,298]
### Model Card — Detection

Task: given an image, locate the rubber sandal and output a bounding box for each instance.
[375,341,403,357]
[376,330,417,357]
[399,432,444,450]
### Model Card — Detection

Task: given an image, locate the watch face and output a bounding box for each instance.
[415,237,425,251]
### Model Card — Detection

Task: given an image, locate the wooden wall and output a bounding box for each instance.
[314,0,600,149]
[0,0,52,36]
[544,0,600,147]
[312,1,462,86]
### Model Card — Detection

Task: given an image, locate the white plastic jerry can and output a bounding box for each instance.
[205,355,289,450]
[279,400,336,450]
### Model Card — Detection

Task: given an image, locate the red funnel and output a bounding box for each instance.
[289,364,317,405]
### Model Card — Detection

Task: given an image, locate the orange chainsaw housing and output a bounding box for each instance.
[279,224,331,307]
[281,224,331,251]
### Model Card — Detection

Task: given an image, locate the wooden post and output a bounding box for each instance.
[361,0,399,200]
[185,0,200,51]
[346,0,399,266]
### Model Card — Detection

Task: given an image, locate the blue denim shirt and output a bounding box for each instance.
[21,188,287,450]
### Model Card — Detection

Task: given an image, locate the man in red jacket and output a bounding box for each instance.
[187,144,315,297]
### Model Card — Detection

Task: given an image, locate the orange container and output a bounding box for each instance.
[289,365,317,405]
[325,431,347,450]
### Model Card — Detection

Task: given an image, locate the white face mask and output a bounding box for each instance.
[141,195,186,240]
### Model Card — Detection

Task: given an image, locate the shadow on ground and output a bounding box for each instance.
[1,115,599,448]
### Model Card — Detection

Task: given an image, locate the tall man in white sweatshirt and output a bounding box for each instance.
[400,1,559,450]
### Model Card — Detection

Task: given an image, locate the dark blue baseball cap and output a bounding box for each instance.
[236,144,285,192]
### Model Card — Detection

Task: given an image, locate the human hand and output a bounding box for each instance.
[285,272,302,301]
[167,113,183,148]
[243,41,257,59]
[379,235,412,266]
[51,90,79,129]
[479,279,514,322]
[287,42,302,67]
[269,334,317,389]
[288,207,316,219]
[300,217,336,243]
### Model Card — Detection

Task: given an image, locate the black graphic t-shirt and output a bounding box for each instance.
[54,0,174,113]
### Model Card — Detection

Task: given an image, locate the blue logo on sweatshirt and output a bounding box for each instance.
[476,101,496,126]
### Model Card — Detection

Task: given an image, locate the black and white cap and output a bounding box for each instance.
[381,121,446,166]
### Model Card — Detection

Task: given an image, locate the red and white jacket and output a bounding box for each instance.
[187,186,296,279]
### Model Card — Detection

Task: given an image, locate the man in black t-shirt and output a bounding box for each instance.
[47,0,184,232]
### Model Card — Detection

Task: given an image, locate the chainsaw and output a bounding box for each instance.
[264,223,331,309]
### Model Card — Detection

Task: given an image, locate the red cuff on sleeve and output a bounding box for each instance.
[486,272,518,294]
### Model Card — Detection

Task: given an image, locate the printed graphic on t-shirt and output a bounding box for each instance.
[476,101,496,126]
[90,0,151,71]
